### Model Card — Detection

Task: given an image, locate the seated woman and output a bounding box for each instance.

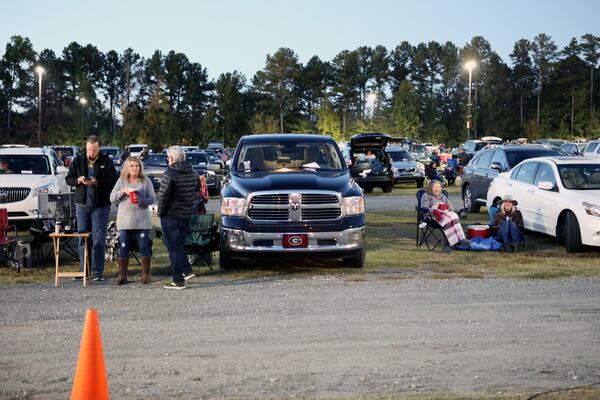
[490,195,525,253]
[421,180,470,252]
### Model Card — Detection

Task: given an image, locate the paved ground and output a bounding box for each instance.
[1,276,598,399]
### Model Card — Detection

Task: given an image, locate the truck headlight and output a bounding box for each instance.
[221,197,246,216]
[583,202,600,217]
[343,196,365,215]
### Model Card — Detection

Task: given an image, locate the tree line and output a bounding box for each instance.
[1,33,599,150]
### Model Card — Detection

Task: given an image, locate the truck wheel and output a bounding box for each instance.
[382,183,393,193]
[343,249,365,268]
[363,186,373,193]
[416,179,424,188]
[219,249,235,270]
[565,212,584,253]
[462,185,480,213]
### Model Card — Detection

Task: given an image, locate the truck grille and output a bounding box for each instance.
[247,191,342,222]
[0,187,31,204]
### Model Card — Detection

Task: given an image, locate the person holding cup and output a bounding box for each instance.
[490,195,525,253]
[110,156,156,284]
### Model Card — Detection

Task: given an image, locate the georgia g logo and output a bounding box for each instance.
[287,235,303,246]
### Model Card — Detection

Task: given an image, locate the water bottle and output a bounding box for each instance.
[55,220,61,234]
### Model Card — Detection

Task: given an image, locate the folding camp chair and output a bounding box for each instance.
[185,214,219,271]
[0,208,21,271]
[104,221,147,266]
[415,189,468,251]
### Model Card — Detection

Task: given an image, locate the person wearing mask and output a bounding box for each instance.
[421,180,470,252]
[491,195,525,253]
[66,135,118,281]
[110,157,156,284]
[157,146,199,290]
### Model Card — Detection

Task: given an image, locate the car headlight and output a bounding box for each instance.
[343,196,365,215]
[33,183,54,197]
[583,202,600,217]
[221,197,246,216]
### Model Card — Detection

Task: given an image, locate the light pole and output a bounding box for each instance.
[79,97,87,135]
[465,60,477,141]
[366,92,377,124]
[35,66,45,145]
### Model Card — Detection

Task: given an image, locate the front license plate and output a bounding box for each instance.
[282,234,308,248]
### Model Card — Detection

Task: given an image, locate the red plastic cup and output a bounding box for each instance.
[129,191,139,204]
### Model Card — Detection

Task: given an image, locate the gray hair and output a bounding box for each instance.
[166,145,186,162]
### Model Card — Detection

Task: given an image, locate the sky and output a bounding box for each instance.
[2,0,599,80]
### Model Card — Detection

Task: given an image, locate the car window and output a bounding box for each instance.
[475,150,493,167]
[506,148,562,167]
[50,152,61,170]
[585,142,599,153]
[387,151,412,162]
[533,163,556,186]
[515,162,538,184]
[511,165,522,180]
[490,149,508,171]
[559,164,600,190]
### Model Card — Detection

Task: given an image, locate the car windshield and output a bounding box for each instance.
[0,155,50,175]
[558,164,600,190]
[186,152,209,165]
[236,142,344,172]
[144,154,168,167]
[387,151,412,162]
[129,146,146,153]
[410,145,426,153]
[102,148,119,156]
[506,149,562,168]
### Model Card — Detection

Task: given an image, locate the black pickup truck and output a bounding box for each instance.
[219,134,366,269]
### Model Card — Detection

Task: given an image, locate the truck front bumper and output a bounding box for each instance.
[221,226,365,253]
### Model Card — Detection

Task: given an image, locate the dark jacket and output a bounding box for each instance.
[157,161,199,220]
[66,152,118,207]
[491,208,524,234]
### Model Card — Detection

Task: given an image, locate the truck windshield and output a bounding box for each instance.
[236,142,344,172]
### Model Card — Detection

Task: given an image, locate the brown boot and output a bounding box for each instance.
[140,257,151,284]
[115,258,128,285]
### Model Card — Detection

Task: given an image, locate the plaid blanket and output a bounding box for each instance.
[432,209,465,246]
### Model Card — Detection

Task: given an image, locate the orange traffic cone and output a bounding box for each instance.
[70,308,110,400]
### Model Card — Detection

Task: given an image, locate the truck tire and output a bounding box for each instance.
[219,249,235,270]
[565,212,584,253]
[416,179,424,188]
[382,183,393,193]
[462,185,480,213]
[363,186,373,193]
[343,248,365,268]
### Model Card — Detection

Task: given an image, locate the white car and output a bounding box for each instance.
[583,140,600,159]
[0,147,70,221]
[487,157,600,252]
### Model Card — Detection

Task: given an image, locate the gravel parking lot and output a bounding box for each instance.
[1,276,599,399]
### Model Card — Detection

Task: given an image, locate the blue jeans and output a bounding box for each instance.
[160,216,192,283]
[118,230,151,258]
[76,205,110,277]
[495,221,524,245]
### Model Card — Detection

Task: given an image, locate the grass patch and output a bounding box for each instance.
[2,209,599,284]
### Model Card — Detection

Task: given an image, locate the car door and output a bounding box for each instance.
[531,162,559,235]
[471,149,494,204]
[510,161,540,230]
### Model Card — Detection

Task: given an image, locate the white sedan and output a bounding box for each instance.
[487,157,600,252]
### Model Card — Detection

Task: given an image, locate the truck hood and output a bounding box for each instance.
[227,170,360,198]
[0,174,54,188]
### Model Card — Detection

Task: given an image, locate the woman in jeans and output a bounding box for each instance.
[110,157,156,284]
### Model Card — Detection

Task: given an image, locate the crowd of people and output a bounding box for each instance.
[66,136,205,290]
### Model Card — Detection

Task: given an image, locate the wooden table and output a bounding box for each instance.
[49,232,91,287]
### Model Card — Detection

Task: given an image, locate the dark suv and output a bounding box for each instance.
[220,134,366,269]
[462,138,503,160]
[461,144,563,212]
[345,133,394,193]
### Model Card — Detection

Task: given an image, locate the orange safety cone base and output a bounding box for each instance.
[70,308,110,400]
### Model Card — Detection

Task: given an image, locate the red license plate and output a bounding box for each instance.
[282,234,308,248]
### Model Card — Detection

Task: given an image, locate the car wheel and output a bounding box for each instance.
[416,179,424,188]
[565,212,584,253]
[343,248,365,268]
[463,185,480,213]
[382,183,393,193]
